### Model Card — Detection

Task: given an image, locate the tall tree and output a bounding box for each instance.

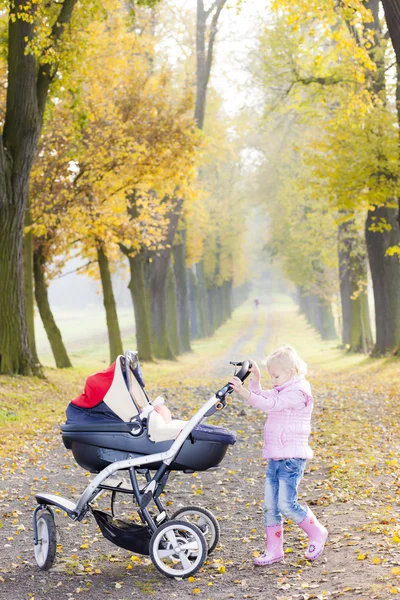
[33,242,72,368]
[188,0,228,338]
[0,0,79,374]
[0,0,163,375]
[363,0,400,354]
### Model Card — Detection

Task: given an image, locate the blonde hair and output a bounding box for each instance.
[265,345,307,376]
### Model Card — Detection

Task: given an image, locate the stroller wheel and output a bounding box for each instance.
[149,519,207,579]
[34,512,57,570]
[171,506,220,554]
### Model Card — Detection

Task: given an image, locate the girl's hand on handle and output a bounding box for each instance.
[228,375,250,401]
[248,360,261,382]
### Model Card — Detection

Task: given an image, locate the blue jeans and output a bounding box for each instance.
[263,458,307,526]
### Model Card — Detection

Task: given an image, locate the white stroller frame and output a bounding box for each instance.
[33,355,250,579]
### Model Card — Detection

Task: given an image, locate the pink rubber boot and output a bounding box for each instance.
[298,508,328,561]
[254,524,284,566]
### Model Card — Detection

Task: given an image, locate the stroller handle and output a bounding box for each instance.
[215,360,251,401]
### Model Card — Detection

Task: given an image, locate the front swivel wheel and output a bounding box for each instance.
[34,511,57,570]
[149,519,207,579]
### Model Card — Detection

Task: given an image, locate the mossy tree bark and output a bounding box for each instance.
[297,289,336,340]
[121,193,154,362]
[33,245,72,368]
[365,204,400,354]
[316,297,337,341]
[147,201,182,360]
[0,0,78,374]
[207,286,218,334]
[121,247,153,362]
[188,267,200,339]
[23,203,40,366]
[173,235,191,353]
[381,0,400,66]
[167,264,180,356]
[97,244,124,364]
[363,2,400,354]
[196,261,209,337]
[222,280,233,322]
[338,219,373,352]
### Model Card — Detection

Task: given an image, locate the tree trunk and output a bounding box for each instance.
[303,294,318,328]
[0,201,33,374]
[33,245,72,368]
[196,261,209,336]
[232,282,249,309]
[338,220,373,352]
[147,203,182,359]
[222,279,232,322]
[317,297,337,341]
[148,252,175,359]
[122,249,154,362]
[166,263,180,356]
[297,287,309,319]
[0,0,78,374]
[195,0,227,129]
[173,236,191,353]
[97,244,124,364]
[207,285,217,334]
[24,204,40,365]
[188,266,199,339]
[381,0,400,66]
[216,285,224,328]
[365,204,400,354]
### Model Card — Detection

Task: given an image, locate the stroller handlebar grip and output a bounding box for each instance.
[215,360,251,400]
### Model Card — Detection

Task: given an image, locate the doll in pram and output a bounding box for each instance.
[33,351,250,579]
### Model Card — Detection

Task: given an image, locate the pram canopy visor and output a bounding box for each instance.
[71,352,147,423]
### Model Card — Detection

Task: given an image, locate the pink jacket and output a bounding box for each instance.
[247,375,313,460]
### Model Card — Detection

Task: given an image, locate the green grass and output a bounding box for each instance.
[1,293,399,456]
[34,306,135,368]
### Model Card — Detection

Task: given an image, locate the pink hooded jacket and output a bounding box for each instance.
[247,375,313,460]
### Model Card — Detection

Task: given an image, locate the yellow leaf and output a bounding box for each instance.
[372,557,381,564]
[393,535,400,543]
[188,577,195,582]
[357,554,365,560]
[80,543,88,549]
[392,568,400,576]
[192,588,201,595]
[217,565,225,573]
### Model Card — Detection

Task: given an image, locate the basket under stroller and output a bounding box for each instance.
[33,352,250,578]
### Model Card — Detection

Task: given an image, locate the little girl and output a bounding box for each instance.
[229,345,327,566]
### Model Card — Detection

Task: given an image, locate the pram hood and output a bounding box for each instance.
[71,352,148,423]
[69,351,187,442]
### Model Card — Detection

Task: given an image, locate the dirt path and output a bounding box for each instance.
[1,305,399,600]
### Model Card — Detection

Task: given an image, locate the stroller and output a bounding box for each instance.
[33,351,250,579]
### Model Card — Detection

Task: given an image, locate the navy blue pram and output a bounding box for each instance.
[33,352,250,579]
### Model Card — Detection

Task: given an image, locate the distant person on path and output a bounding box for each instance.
[254,297,260,309]
[229,345,327,566]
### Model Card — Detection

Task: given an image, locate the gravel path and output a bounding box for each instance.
[1,306,399,600]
